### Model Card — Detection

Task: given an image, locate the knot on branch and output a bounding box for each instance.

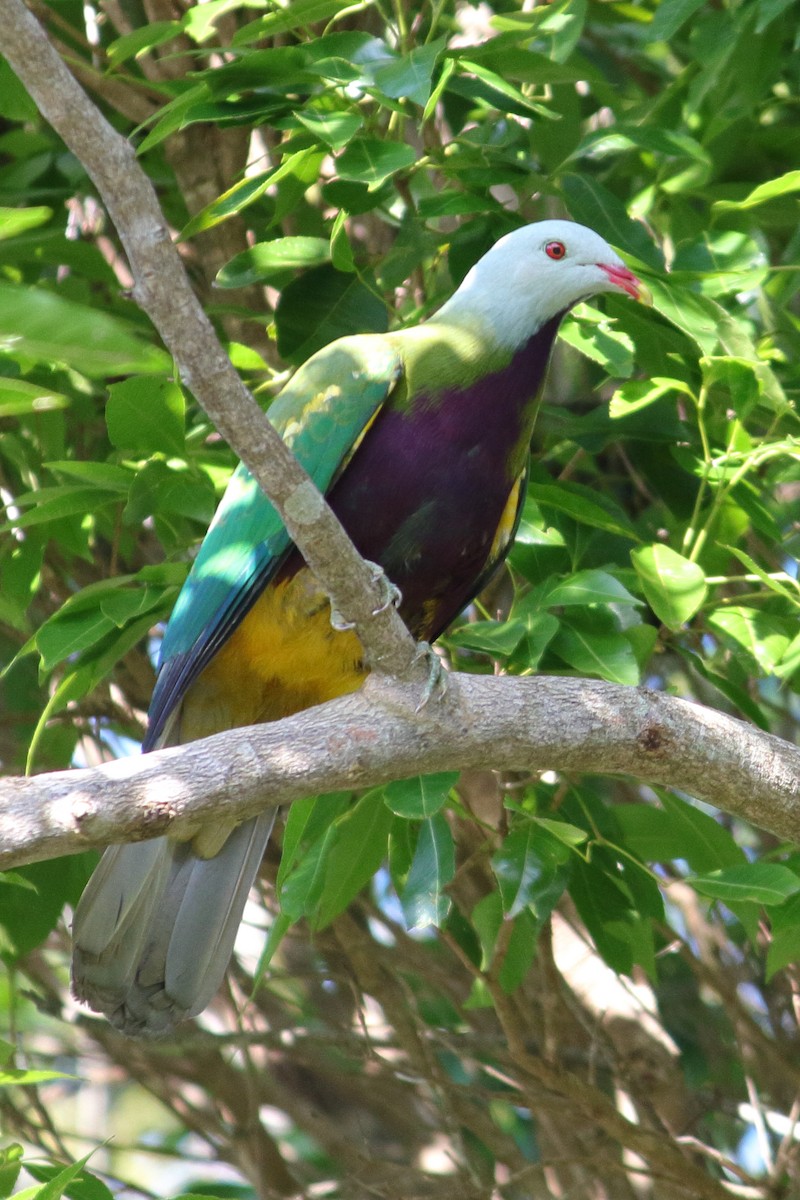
[637,722,668,755]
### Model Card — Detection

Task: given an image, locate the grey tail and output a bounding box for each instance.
[71,811,276,1036]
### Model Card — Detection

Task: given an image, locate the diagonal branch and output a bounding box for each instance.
[1,675,798,870]
[0,0,421,684]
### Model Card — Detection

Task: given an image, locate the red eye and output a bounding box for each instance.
[545,241,566,260]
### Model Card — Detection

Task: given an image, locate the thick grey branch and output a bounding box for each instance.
[2,676,798,869]
[0,0,420,682]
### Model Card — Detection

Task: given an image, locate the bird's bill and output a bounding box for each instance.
[599,262,653,305]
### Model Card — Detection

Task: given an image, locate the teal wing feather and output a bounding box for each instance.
[145,336,403,747]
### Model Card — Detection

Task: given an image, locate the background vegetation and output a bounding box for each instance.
[1,0,799,1196]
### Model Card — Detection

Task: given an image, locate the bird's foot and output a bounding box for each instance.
[414,642,448,712]
[330,562,402,631]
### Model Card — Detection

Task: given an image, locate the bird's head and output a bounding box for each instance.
[436,219,650,349]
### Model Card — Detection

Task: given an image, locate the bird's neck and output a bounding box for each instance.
[432,272,565,353]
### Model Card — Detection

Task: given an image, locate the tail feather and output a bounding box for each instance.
[71,811,276,1036]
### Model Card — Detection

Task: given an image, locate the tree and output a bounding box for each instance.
[1,0,799,1197]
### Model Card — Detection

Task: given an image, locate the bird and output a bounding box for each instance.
[71,219,648,1035]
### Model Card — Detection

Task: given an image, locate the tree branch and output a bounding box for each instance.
[0,0,422,684]
[2,3,797,887]
[2,675,798,869]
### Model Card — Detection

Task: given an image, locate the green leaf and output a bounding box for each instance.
[491,823,570,920]
[561,174,663,268]
[9,1152,98,1200]
[106,377,186,456]
[610,805,689,862]
[766,894,800,979]
[180,0,262,43]
[400,814,455,929]
[649,0,708,42]
[277,792,351,890]
[278,825,339,921]
[498,908,539,993]
[372,37,446,106]
[609,376,694,418]
[646,277,723,355]
[0,377,68,415]
[216,236,331,288]
[714,169,800,212]
[314,790,393,928]
[508,610,561,673]
[532,817,588,849]
[631,545,707,629]
[44,461,132,490]
[383,772,458,819]
[471,890,503,969]
[707,606,791,673]
[527,482,638,540]
[294,107,363,150]
[36,608,117,672]
[690,864,800,907]
[721,544,800,612]
[336,139,417,188]
[124,459,215,527]
[0,1067,73,1086]
[106,21,180,66]
[559,310,635,376]
[0,284,168,376]
[275,264,387,363]
[232,0,357,43]
[1,484,120,534]
[0,853,91,958]
[569,856,638,976]
[701,356,762,418]
[330,210,355,272]
[659,793,745,873]
[0,870,38,891]
[776,630,800,681]
[447,618,526,658]
[544,569,642,609]
[180,148,324,238]
[0,206,52,241]
[551,617,640,685]
[457,59,554,118]
[677,645,771,730]
[0,1143,23,1199]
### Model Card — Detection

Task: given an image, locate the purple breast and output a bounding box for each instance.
[327,314,563,639]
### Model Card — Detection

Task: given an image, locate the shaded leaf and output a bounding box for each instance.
[400,814,455,929]
[690,864,800,906]
[383,773,458,819]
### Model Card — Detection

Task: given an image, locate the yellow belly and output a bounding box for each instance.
[179,567,366,743]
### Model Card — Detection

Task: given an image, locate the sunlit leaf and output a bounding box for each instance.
[0,284,168,376]
[631,545,707,629]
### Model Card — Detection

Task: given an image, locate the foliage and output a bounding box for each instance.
[1,0,799,1197]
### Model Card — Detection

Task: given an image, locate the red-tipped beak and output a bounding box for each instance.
[598,262,652,304]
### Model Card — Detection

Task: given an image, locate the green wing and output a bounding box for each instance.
[146,336,402,747]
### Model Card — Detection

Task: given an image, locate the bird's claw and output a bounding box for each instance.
[330,607,356,632]
[330,562,402,632]
[366,560,402,616]
[414,642,448,712]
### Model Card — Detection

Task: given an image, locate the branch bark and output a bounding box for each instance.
[2,675,798,869]
[0,0,422,684]
[1,3,798,884]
